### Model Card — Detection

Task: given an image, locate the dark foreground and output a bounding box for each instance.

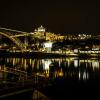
[36,77,100,100]
[0,77,100,100]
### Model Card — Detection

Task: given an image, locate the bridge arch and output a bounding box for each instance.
[0,32,26,51]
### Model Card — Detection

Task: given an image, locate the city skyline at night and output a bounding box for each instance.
[0,1,100,99]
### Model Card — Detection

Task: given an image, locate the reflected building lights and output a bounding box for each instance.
[45,70,49,77]
[42,59,51,70]
[54,71,58,78]
[16,58,19,63]
[42,59,51,77]
[80,59,100,70]
[74,60,78,68]
[36,60,39,70]
[83,71,87,80]
[79,71,89,80]
[24,59,27,70]
[92,62,99,70]
[29,59,32,66]
[12,58,15,66]
[54,69,64,78]
[58,59,61,67]
[67,60,70,67]
[32,60,35,69]
[83,71,89,80]
[6,58,9,63]
[79,71,81,80]
[58,68,64,77]
[1,57,100,81]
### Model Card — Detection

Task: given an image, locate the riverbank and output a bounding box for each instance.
[0,50,100,58]
[0,50,69,58]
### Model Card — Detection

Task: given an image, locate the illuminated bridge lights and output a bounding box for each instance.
[79,50,100,54]
[0,32,26,51]
[1,26,100,55]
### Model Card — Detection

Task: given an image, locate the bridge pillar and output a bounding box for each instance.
[24,36,28,49]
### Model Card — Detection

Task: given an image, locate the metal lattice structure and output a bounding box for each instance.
[0,27,28,52]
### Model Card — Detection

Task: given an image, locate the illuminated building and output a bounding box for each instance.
[43,41,53,52]
[34,25,45,33]
[33,25,46,39]
[33,26,65,41]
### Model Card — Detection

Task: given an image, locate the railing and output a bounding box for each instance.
[0,66,27,79]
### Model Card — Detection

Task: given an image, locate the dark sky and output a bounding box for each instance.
[0,1,100,34]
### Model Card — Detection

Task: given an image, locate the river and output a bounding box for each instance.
[0,57,100,99]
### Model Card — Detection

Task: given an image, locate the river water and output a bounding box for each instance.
[0,57,100,99]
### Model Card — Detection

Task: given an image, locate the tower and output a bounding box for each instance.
[34,25,46,39]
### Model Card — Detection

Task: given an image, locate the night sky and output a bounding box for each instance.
[0,1,100,34]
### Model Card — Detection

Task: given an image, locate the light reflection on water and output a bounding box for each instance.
[0,57,100,81]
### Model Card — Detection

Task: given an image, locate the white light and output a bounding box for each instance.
[74,60,78,68]
[44,42,52,48]
[92,62,99,69]
[42,60,51,70]
[78,34,81,37]
[37,25,45,32]
[74,49,78,53]
[79,71,81,80]
[83,72,86,80]
[83,71,89,80]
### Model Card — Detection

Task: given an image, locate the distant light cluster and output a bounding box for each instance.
[33,26,93,41]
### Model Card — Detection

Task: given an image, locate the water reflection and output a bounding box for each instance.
[74,60,78,68]
[79,71,89,80]
[1,57,100,81]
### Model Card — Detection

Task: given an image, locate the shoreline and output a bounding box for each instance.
[0,50,100,58]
